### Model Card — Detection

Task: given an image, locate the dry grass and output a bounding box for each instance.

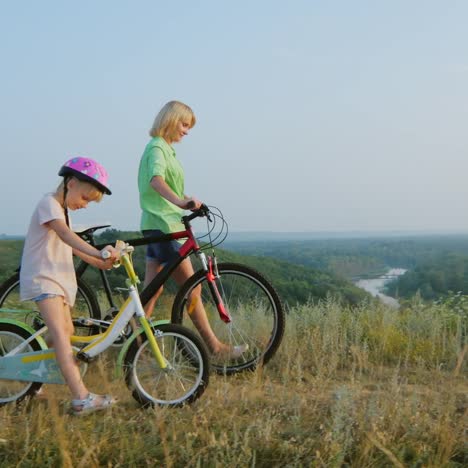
[0,299,466,467]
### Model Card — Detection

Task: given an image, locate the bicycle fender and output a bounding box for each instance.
[0,319,48,349]
[115,319,170,377]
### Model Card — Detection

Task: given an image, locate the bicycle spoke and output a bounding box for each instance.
[173,263,285,374]
[125,326,208,406]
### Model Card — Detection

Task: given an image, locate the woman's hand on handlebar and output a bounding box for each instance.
[183,197,203,211]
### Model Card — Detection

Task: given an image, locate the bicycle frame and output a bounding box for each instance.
[2,209,229,323]
[59,218,215,316]
[123,212,231,323]
[75,225,118,312]
[0,248,170,385]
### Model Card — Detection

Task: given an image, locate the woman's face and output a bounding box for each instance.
[170,120,191,143]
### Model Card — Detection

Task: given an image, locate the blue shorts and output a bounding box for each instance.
[143,229,181,264]
[31,293,60,302]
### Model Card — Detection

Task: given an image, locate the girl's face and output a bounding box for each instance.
[170,120,191,143]
[66,179,99,210]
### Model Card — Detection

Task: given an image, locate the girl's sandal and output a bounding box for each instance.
[71,393,117,416]
[34,387,48,400]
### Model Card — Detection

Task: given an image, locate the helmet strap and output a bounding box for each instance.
[63,176,70,227]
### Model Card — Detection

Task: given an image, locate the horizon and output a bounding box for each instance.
[4,227,468,242]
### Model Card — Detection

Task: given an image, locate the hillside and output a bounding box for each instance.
[95,230,369,306]
[0,239,23,283]
[0,234,369,307]
[224,234,468,274]
[225,234,468,300]
[386,252,468,301]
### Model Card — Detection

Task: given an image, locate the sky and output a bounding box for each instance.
[1,0,467,235]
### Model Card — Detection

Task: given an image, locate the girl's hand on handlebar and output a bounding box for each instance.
[100,245,120,269]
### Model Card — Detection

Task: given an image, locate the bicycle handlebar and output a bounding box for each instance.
[182,203,212,223]
[110,241,139,285]
[101,250,111,259]
[94,205,213,251]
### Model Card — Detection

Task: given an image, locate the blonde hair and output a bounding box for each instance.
[149,101,196,141]
[58,177,104,203]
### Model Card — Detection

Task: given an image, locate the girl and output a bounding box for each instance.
[20,157,119,415]
[137,100,247,358]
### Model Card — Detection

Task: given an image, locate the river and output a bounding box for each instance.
[354,268,407,308]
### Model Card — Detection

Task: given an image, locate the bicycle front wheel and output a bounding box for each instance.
[0,322,43,406]
[171,263,285,375]
[0,272,101,335]
[124,323,209,407]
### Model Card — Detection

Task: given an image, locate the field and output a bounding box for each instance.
[0,298,466,467]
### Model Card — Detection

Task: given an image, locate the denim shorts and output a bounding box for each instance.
[143,229,181,264]
[31,293,60,302]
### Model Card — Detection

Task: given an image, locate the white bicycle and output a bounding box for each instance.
[0,241,210,408]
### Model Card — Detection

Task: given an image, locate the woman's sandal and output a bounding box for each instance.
[71,393,117,416]
[229,344,249,359]
[214,344,249,360]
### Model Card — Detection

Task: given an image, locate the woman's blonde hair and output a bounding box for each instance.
[149,101,196,140]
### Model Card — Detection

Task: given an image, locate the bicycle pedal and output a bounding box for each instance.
[32,316,45,330]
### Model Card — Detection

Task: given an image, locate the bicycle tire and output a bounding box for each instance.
[124,323,210,407]
[171,262,285,375]
[0,272,102,334]
[0,322,43,405]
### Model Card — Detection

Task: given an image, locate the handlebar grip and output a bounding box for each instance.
[101,250,111,259]
[186,200,196,210]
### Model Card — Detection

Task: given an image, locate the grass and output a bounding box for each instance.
[0,298,466,467]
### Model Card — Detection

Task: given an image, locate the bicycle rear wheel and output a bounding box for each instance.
[0,272,101,335]
[124,323,209,407]
[171,263,285,375]
[0,322,43,406]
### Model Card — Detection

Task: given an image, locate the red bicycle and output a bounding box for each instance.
[0,205,285,375]
[129,204,285,375]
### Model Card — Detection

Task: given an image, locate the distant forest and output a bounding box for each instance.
[4,232,468,305]
[0,232,369,308]
[225,234,468,301]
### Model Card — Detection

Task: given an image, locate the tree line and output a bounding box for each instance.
[7,231,468,304]
[0,232,370,308]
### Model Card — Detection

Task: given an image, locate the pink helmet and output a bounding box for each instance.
[59,157,111,195]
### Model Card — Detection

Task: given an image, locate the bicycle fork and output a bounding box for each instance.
[130,288,169,370]
[193,253,231,324]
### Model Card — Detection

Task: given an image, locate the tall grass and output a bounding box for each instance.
[1,299,466,467]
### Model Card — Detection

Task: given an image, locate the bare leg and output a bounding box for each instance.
[143,258,164,318]
[171,258,232,354]
[143,256,247,356]
[38,297,88,400]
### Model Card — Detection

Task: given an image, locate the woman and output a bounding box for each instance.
[138,100,246,357]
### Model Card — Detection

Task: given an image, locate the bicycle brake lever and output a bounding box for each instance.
[200,204,212,221]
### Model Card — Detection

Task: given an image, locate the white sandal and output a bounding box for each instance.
[230,344,249,359]
[71,393,117,416]
[214,344,249,360]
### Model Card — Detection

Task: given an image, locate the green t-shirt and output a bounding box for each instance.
[138,137,185,233]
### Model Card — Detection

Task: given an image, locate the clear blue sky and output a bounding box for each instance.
[1,1,467,235]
